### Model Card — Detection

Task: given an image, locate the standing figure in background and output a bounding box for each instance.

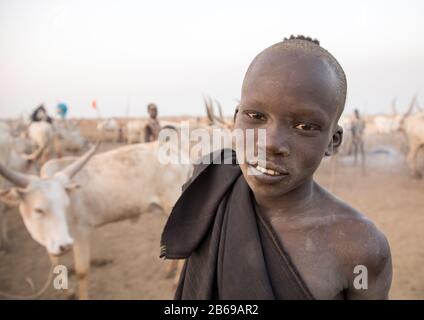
[31,104,53,123]
[56,102,68,121]
[350,109,366,168]
[144,103,161,142]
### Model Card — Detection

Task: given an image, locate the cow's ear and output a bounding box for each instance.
[64,182,81,193]
[0,188,22,207]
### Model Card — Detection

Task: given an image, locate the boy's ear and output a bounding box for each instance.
[0,188,23,207]
[325,125,343,156]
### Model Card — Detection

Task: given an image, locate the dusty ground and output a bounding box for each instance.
[0,125,423,300]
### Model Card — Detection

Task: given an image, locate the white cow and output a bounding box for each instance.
[0,123,13,249]
[24,121,55,165]
[402,112,424,178]
[97,118,120,142]
[386,96,424,177]
[0,121,38,175]
[373,115,403,134]
[0,124,38,250]
[54,124,88,154]
[0,141,192,299]
[126,120,145,144]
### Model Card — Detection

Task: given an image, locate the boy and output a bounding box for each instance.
[161,36,392,299]
[144,103,161,142]
[350,109,366,167]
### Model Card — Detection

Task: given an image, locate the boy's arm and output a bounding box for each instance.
[345,227,392,299]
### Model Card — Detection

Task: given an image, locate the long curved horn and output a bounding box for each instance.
[214,99,225,122]
[61,143,99,179]
[208,95,215,117]
[401,95,417,120]
[209,95,223,125]
[0,162,32,188]
[205,95,217,125]
[203,95,213,123]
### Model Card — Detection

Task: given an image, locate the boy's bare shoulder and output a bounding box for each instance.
[318,186,391,275]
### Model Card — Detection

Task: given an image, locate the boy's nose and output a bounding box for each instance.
[264,127,290,156]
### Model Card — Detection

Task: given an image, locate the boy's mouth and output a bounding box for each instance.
[247,161,289,176]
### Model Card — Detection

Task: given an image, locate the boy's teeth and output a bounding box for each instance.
[267,169,277,176]
[256,165,267,173]
[255,165,281,176]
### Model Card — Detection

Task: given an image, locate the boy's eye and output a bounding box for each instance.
[245,112,266,121]
[294,123,321,131]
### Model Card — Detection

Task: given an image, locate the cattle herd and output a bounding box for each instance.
[0,97,423,299]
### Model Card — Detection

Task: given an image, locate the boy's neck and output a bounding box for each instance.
[253,178,318,219]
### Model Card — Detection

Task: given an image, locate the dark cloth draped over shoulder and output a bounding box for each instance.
[160,149,314,300]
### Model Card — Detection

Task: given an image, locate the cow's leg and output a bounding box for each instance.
[161,203,183,281]
[1,210,9,247]
[0,206,12,252]
[165,259,179,278]
[407,145,422,179]
[39,148,50,168]
[53,136,63,158]
[173,260,185,290]
[0,210,6,251]
[72,231,91,300]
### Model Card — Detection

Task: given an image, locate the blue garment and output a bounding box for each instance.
[57,103,68,119]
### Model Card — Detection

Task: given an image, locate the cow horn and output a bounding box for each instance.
[214,99,225,122]
[208,95,215,123]
[61,143,99,179]
[203,94,214,123]
[401,95,417,122]
[204,94,217,125]
[0,162,32,188]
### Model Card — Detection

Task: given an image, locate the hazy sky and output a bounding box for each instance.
[0,0,423,119]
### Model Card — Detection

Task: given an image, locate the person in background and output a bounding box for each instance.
[350,109,366,167]
[144,103,161,142]
[56,102,68,120]
[30,104,52,123]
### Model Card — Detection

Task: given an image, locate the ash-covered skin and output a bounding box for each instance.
[234,38,392,299]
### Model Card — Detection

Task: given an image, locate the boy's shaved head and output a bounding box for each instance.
[236,35,347,202]
[243,35,347,122]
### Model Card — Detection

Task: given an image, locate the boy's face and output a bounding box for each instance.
[148,106,158,118]
[235,50,343,200]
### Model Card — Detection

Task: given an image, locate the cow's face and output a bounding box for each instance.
[1,176,77,256]
[0,144,97,255]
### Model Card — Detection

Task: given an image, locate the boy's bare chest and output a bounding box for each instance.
[269,218,349,299]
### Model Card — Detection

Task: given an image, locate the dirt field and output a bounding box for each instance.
[0,125,423,300]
